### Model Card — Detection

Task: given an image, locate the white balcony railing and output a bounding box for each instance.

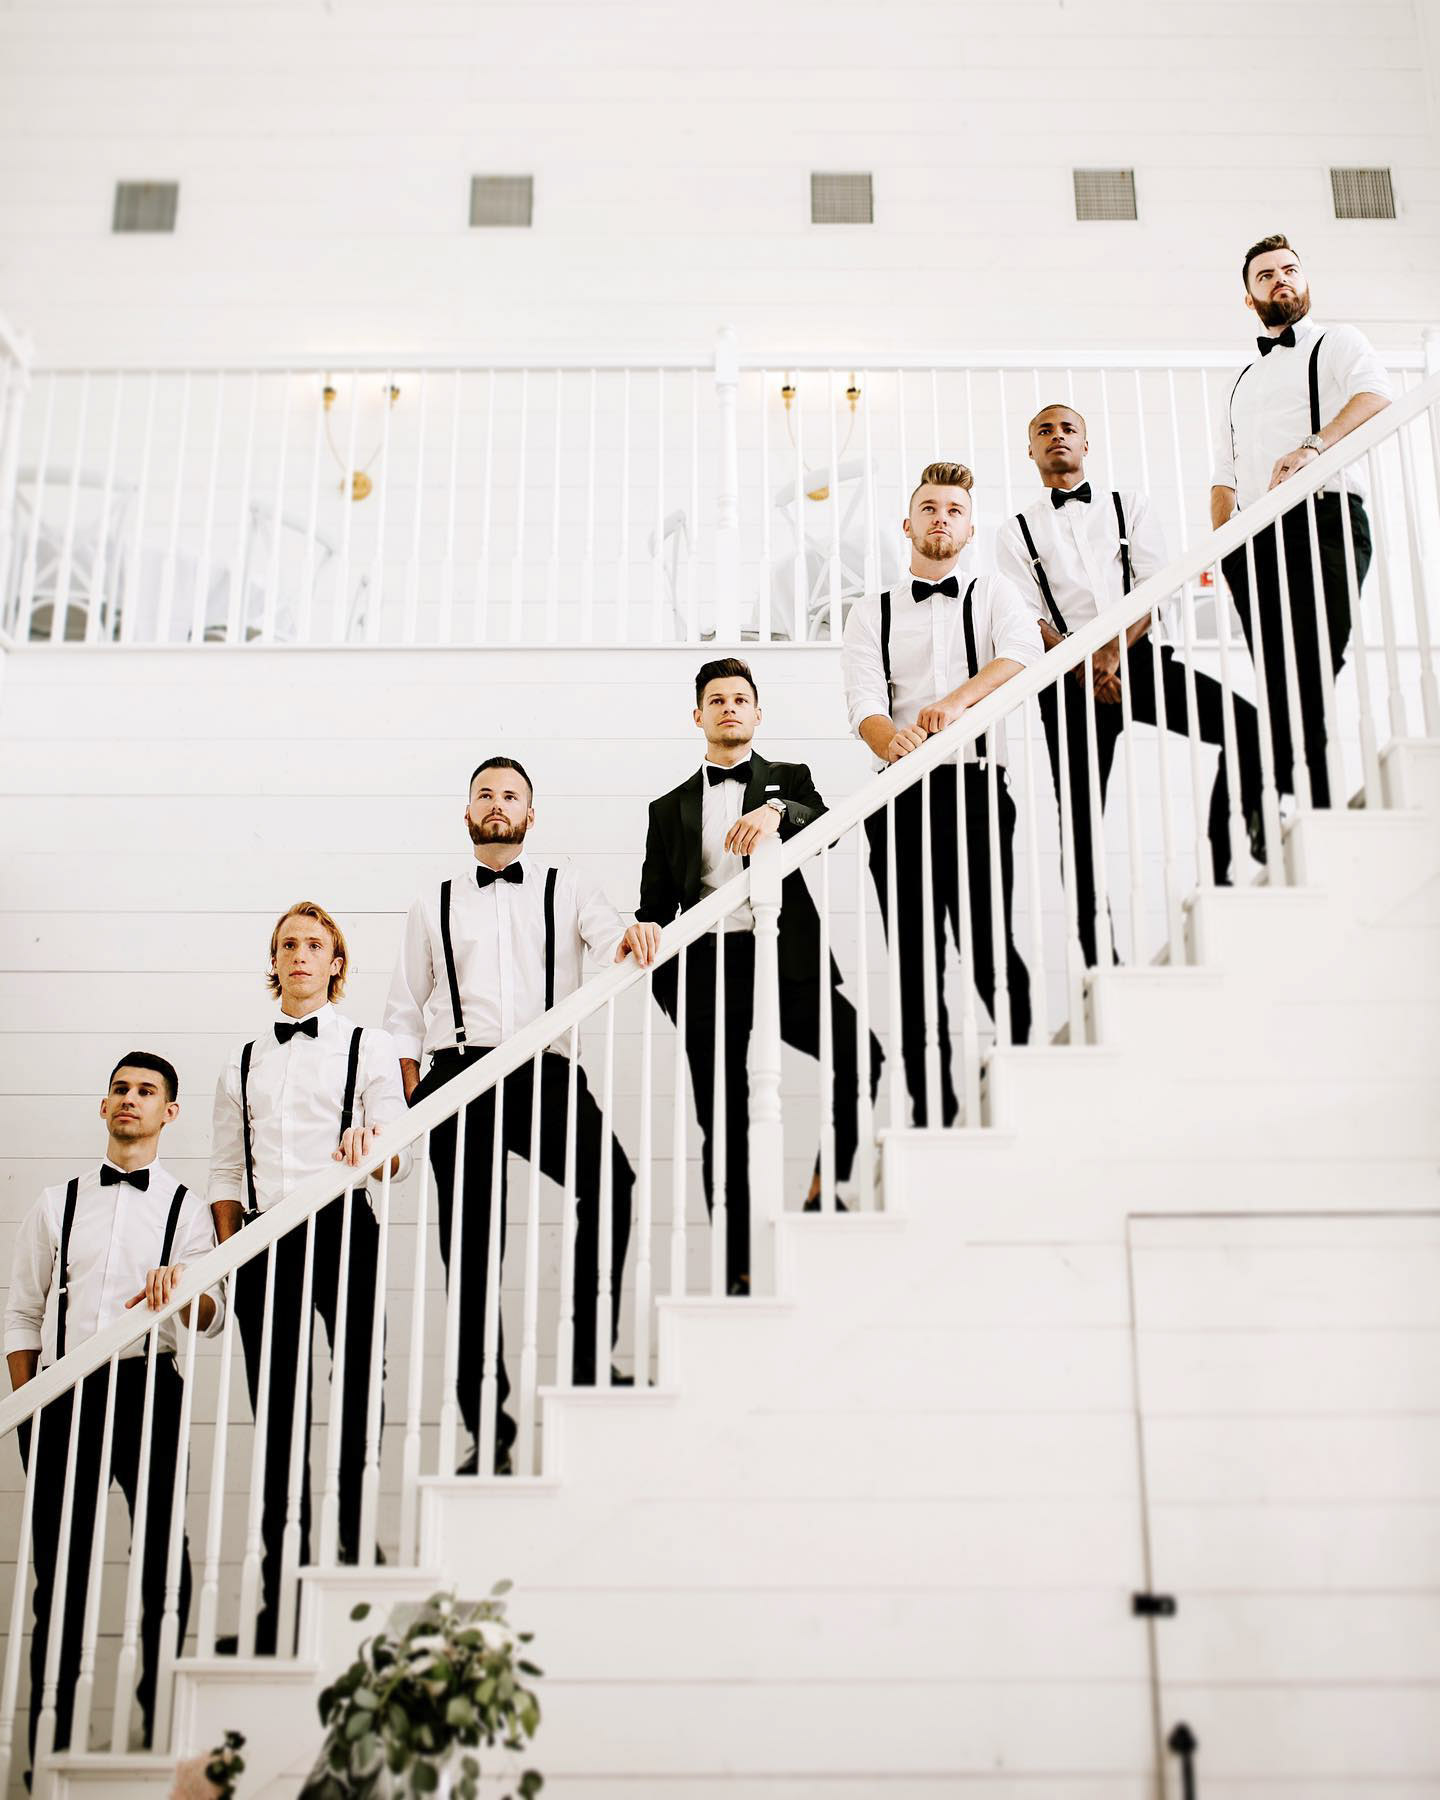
[1,326,1433,650]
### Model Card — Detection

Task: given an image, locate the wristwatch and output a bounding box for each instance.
[764,797,787,818]
[1300,432,1325,454]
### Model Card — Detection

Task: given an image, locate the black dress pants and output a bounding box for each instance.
[22,1355,190,1762]
[1038,640,1266,965]
[1221,492,1371,812]
[233,1189,383,1654]
[664,933,883,1291]
[415,1048,634,1449]
[864,762,1031,1128]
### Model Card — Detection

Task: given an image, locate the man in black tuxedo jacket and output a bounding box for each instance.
[632,658,882,1291]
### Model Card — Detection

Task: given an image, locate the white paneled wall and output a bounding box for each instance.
[0,1,1437,364]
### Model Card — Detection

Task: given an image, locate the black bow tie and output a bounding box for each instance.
[476,862,524,889]
[1052,482,1092,508]
[100,1163,150,1190]
[706,763,750,787]
[275,1015,320,1044]
[1257,327,1297,356]
[911,575,959,603]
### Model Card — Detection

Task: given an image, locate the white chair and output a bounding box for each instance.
[770,459,902,640]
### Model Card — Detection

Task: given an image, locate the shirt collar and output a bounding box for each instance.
[97,1156,166,1184]
[1258,314,1319,356]
[274,1000,336,1035]
[701,753,753,777]
[468,849,529,881]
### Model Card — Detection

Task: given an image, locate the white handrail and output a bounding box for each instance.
[3,363,1436,1441]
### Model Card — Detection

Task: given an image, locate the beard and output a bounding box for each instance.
[915,528,956,565]
[467,814,527,846]
[1254,286,1310,329]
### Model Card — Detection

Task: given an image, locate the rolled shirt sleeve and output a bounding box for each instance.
[383,900,434,1064]
[1332,324,1394,405]
[207,1060,245,1212]
[4,1193,55,1356]
[988,573,1045,668]
[992,519,1043,628]
[171,1190,227,1338]
[573,867,627,967]
[842,601,890,735]
[359,1027,414,1183]
[1211,377,1239,493]
[1125,489,1169,589]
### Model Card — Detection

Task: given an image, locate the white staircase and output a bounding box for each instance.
[46,740,1440,1798]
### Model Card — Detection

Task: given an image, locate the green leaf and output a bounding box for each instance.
[345,1710,372,1741]
[519,1773,545,1798]
[446,1697,478,1729]
[411,1762,440,1794]
[517,1660,542,1676]
[462,1756,480,1777]
[350,1602,372,1621]
[388,1703,410,1738]
[353,1687,380,1711]
[490,1578,513,1596]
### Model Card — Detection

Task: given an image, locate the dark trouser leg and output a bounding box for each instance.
[234,1231,310,1653]
[776,978,883,1184]
[1038,677,1122,967]
[525,1053,634,1381]
[960,765,1032,1046]
[1119,640,1264,884]
[681,932,757,1288]
[310,1190,384,1560]
[24,1374,105,1761]
[421,1057,514,1452]
[1222,495,1367,812]
[109,1357,191,1747]
[864,775,959,1127]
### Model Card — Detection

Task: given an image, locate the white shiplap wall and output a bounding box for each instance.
[0,0,1437,365]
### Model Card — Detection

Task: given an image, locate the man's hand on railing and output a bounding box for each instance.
[1039,620,1066,652]
[724,805,783,857]
[886,724,929,761]
[1090,640,1123,705]
[126,1263,216,1332]
[335,1123,395,1179]
[916,694,966,735]
[616,922,662,966]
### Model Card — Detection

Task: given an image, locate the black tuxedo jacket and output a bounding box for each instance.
[637,752,833,1012]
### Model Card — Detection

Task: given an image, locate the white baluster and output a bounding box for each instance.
[1397,419,1439,733]
[438,373,460,648]
[817,846,836,1208]
[952,762,981,1125]
[547,368,563,644]
[332,371,361,642]
[1241,532,1287,879]
[1081,655,1112,964]
[596,1001,616,1383]
[359,1166,391,1562]
[687,364,701,642]
[16,375,55,642]
[70,1359,119,1749]
[1017,695,1049,1038]
[1145,605,1182,945]
[711,924,728,1296]
[117,371,158,645]
[713,330,742,643]
[438,1103,467,1472]
[1270,514,1314,812]
[478,1079,506,1468]
[652,368,666,642]
[827,369,842,642]
[883,799,907,1129]
[1114,618,1146,962]
[518,1054,545,1476]
[404,368,430,646]
[237,1244,278,1654]
[197,1276,238,1655]
[476,371,496,643]
[615,367,631,642]
[851,824,876,1207]
[87,372,123,643]
[791,372,806,642]
[34,1386,86,1772]
[1337,465,1381,804]
[748,838,785,1279]
[582,368,598,642]
[759,368,774,641]
[153,1308,202,1744]
[51,373,90,643]
[192,373,225,645]
[318,1188,355,1567]
[258,372,290,644]
[509,368,529,642]
[0,1400,43,1794]
[111,1334,161,1748]
[222,370,257,645]
[985,752,1012,1046]
[917,770,941,1126]
[669,946,690,1295]
[1300,488,1347,805]
[276,1215,318,1652]
[1099,367,1115,495]
[399,1150,431,1562]
[634,978,655,1384]
[1053,672,1087,1036]
[862,369,879,600]
[298,371,325,645]
[556,1025,581,1388]
[997,369,1014,519]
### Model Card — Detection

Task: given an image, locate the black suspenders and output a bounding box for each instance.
[239,1024,364,1221]
[880,579,984,759]
[1228,332,1327,475]
[1015,492,1132,628]
[55,1176,188,1361]
[439,867,560,1053]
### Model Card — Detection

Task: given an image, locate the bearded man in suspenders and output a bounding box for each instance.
[995,404,1266,962]
[1210,232,1392,815]
[208,902,409,1655]
[385,756,651,1477]
[5,1053,221,1770]
[842,461,1042,1128]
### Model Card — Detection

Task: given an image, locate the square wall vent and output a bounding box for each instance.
[470,175,534,227]
[811,172,873,225]
[1073,168,1137,221]
[112,181,179,233]
[1331,167,1395,220]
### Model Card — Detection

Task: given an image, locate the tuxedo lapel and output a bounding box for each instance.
[678,771,704,906]
[742,751,773,815]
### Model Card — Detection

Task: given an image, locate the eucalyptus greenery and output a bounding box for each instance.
[203,1729,246,1798]
[298,1584,543,1800]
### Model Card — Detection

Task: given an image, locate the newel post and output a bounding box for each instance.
[713,325,741,641]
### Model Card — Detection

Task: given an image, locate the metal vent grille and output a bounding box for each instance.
[470,175,534,228]
[811,172,873,225]
[1073,168,1137,221]
[112,181,179,233]
[1330,167,1395,220]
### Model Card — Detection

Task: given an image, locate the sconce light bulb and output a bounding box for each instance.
[322,384,336,411]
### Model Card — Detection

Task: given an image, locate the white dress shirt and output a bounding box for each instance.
[1211,317,1393,512]
[700,756,756,932]
[5,1159,224,1366]
[842,571,1043,769]
[384,852,628,1060]
[208,1003,412,1215]
[993,487,1167,637]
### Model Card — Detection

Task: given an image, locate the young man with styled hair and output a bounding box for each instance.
[6,1054,221,1771]
[1211,232,1392,810]
[631,658,883,1288]
[995,404,1266,953]
[385,756,649,1473]
[842,461,1041,1126]
[209,901,409,1654]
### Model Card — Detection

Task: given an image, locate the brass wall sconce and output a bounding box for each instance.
[781,372,862,501]
[322,378,401,502]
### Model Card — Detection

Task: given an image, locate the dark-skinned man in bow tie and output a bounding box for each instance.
[6,1054,222,1773]
[630,659,883,1287]
[995,404,1266,962]
[842,463,1041,1125]
[1211,232,1392,815]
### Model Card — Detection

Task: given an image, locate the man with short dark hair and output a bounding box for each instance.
[843,462,1040,1126]
[632,659,883,1289]
[995,405,1266,951]
[209,902,409,1654]
[1211,233,1392,810]
[385,758,648,1473]
[6,1055,221,1771]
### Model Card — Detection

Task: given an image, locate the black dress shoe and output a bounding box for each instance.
[802,1195,849,1213]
